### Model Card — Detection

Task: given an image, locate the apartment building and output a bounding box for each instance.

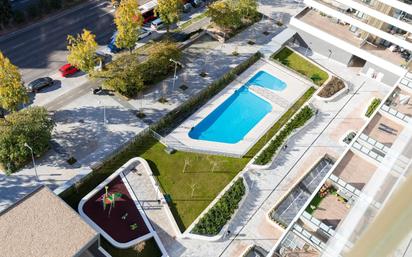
[268,72,412,257]
[289,0,412,85]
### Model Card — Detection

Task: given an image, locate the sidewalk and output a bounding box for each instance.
[158,54,390,257]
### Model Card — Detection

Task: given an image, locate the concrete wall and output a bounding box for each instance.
[361,62,401,86]
[291,27,354,65]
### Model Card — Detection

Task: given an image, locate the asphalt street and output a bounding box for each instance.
[0,0,116,83]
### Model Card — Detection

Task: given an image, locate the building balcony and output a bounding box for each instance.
[296,8,412,69]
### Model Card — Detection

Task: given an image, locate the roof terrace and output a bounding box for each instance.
[332,151,378,191]
[363,113,404,147]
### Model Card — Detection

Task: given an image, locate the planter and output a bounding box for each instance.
[316,77,348,102]
[183,177,249,241]
[251,107,317,169]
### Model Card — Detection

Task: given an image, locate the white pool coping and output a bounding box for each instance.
[78,158,168,255]
[167,60,311,157]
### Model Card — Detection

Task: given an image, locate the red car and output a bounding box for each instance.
[59,64,79,77]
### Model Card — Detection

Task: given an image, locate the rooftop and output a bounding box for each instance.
[0,186,97,257]
[363,113,404,147]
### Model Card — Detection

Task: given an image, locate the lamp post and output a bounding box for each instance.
[24,143,39,182]
[169,58,182,92]
[97,100,107,125]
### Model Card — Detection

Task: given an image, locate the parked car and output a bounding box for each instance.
[108,31,122,53]
[183,3,192,13]
[151,18,164,30]
[137,28,152,40]
[26,77,54,92]
[59,64,79,77]
[193,0,204,7]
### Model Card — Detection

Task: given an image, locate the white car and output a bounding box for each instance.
[137,28,152,40]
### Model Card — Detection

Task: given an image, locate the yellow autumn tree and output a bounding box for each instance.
[0,51,28,112]
[114,0,143,51]
[155,0,182,33]
[67,29,98,73]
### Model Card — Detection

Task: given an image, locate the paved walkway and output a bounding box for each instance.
[154,49,390,256]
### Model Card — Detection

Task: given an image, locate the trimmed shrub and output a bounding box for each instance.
[192,178,245,236]
[365,98,381,117]
[254,106,314,165]
[318,76,345,98]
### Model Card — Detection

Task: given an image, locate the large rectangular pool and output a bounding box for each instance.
[189,86,272,144]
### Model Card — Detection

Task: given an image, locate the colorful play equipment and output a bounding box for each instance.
[102,186,123,216]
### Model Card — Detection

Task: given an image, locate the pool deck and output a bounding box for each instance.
[166,60,311,157]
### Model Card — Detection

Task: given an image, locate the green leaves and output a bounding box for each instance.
[255,106,314,165]
[67,29,98,73]
[100,42,181,98]
[365,98,381,118]
[114,0,143,50]
[0,51,28,112]
[155,0,182,32]
[206,0,259,30]
[0,107,55,172]
[192,178,245,236]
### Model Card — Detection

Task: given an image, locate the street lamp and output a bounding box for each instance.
[97,100,107,125]
[169,58,182,92]
[24,143,39,182]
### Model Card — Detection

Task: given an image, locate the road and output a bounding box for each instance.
[0,0,116,84]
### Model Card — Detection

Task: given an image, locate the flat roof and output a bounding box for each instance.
[0,186,97,257]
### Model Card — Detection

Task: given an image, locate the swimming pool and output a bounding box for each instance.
[246,70,287,91]
[189,86,272,144]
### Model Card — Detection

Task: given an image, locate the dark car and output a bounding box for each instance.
[26,77,54,92]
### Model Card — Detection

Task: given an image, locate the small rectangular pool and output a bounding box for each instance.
[189,86,272,144]
[246,70,286,91]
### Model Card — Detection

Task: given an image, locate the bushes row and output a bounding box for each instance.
[153,51,263,135]
[0,107,55,173]
[191,178,245,236]
[365,98,381,117]
[254,106,314,165]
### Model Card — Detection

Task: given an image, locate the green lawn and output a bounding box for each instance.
[141,141,249,230]
[61,87,316,234]
[272,47,329,86]
[305,193,324,215]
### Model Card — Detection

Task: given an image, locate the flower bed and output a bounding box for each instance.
[317,76,345,98]
[365,98,381,117]
[191,178,245,236]
[254,106,315,165]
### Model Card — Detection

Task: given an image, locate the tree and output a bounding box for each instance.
[155,0,182,33]
[237,0,258,18]
[114,0,143,51]
[0,0,12,28]
[0,51,28,112]
[206,1,242,30]
[0,107,55,173]
[67,29,98,73]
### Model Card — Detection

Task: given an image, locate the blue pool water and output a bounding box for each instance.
[189,87,272,144]
[246,71,286,91]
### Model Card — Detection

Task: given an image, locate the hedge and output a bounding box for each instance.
[191,178,245,236]
[365,98,381,117]
[153,51,263,135]
[254,106,314,165]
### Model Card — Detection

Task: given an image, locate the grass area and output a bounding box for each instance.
[101,237,162,257]
[305,193,324,215]
[272,47,329,86]
[61,86,316,234]
[141,142,249,230]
